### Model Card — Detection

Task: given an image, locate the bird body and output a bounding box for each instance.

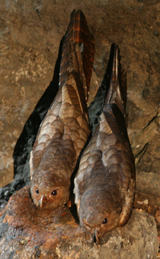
[30,10,95,210]
[74,45,135,242]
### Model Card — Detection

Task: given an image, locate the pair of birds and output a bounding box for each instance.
[29,10,135,243]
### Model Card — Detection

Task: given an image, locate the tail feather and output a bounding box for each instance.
[59,10,95,103]
[105,45,127,116]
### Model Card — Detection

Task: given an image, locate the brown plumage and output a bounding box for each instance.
[74,45,135,243]
[30,10,95,210]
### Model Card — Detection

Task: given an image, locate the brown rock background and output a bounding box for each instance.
[0,0,160,192]
[0,187,158,258]
[0,0,160,257]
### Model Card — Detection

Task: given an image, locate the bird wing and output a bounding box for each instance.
[30,10,95,180]
[74,44,135,230]
[59,10,95,103]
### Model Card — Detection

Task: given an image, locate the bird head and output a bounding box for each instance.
[79,188,122,243]
[30,168,70,210]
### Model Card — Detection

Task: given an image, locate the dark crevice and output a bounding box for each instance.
[0,37,64,203]
[135,142,149,165]
[88,43,116,133]
[142,113,158,131]
[13,36,64,178]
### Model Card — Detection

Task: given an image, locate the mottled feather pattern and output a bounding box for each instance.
[30,10,94,210]
[74,45,135,242]
[59,10,95,102]
[29,9,135,244]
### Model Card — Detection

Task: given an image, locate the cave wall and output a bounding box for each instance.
[0,0,160,200]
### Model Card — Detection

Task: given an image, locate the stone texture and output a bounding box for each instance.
[136,171,160,198]
[0,187,158,259]
[0,0,160,190]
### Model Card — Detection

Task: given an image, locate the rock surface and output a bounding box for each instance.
[0,187,158,259]
[0,0,160,192]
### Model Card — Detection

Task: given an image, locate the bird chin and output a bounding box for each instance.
[38,201,58,211]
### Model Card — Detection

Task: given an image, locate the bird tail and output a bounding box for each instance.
[104,45,127,116]
[59,10,95,104]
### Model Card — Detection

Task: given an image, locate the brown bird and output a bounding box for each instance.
[29,10,95,210]
[74,45,135,243]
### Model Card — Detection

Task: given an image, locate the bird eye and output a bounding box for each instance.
[51,190,57,196]
[35,188,39,194]
[102,218,108,224]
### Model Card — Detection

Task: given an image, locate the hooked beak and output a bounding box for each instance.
[94,229,101,244]
[40,195,44,209]
[82,219,101,244]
